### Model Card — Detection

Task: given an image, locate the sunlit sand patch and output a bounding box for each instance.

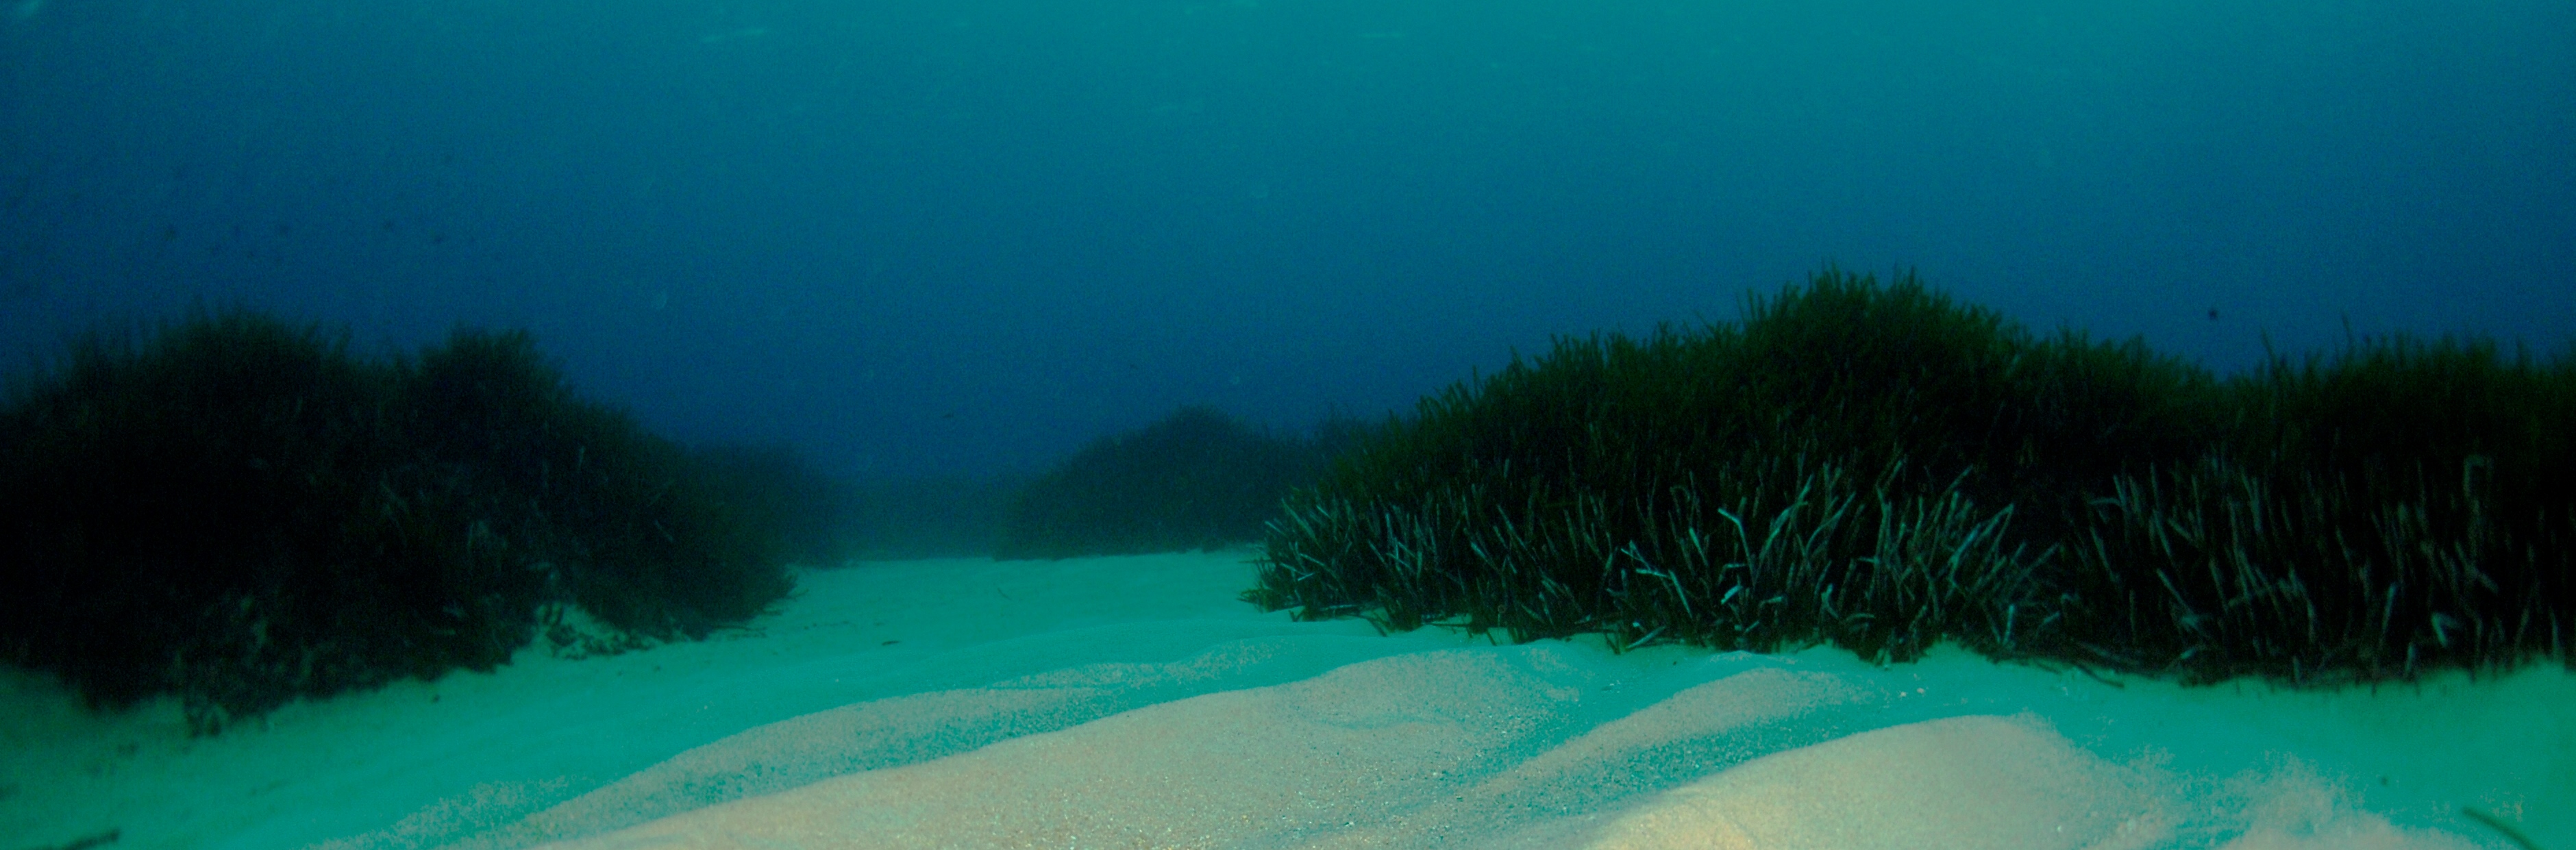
[527,656,2503,850]
[423,688,1112,850]
[548,650,1588,849]
[1291,666,1894,848]
[1582,714,2162,850]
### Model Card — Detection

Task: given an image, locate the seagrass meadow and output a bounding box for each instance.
[1246,269,2576,686]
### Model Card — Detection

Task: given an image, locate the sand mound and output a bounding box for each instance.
[1585,714,2159,850]
[515,649,2481,850]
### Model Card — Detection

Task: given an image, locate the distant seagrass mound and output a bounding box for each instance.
[1248,268,2575,686]
[999,405,1354,560]
[0,310,826,732]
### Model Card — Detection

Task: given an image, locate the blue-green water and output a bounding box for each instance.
[4,0,2570,478]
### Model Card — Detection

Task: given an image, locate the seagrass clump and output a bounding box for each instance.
[0,310,815,732]
[2055,334,2575,683]
[1249,455,2045,662]
[1248,268,2575,686]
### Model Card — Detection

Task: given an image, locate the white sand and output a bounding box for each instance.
[3,551,2568,850]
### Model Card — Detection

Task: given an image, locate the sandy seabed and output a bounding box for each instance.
[3,551,2568,850]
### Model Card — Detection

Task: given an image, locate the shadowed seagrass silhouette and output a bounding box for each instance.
[0,310,823,732]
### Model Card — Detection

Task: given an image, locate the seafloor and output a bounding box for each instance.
[3,551,2566,849]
